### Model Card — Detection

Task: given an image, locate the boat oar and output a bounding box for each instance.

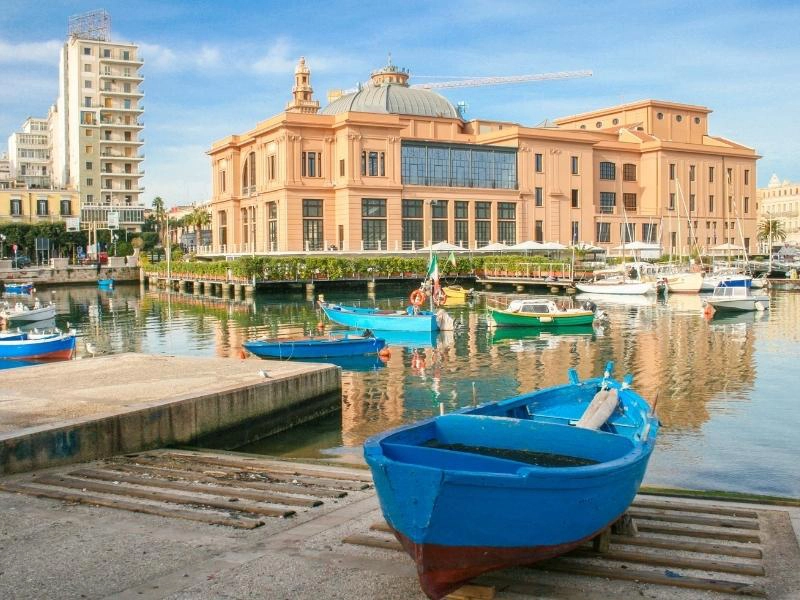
[471,381,477,406]
[650,390,660,418]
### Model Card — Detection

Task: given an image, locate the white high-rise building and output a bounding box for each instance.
[51,10,145,232]
[7,117,51,189]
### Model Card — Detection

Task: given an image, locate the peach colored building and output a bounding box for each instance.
[207,59,759,255]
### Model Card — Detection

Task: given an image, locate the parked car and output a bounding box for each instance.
[11,255,32,268]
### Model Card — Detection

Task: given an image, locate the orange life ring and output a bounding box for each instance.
[410,289,426,307]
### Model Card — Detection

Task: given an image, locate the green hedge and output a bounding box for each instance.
[142,254,569,280]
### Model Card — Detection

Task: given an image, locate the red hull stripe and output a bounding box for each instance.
[394,527,604,599]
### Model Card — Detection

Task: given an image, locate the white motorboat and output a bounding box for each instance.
[699,271,751,292]
[703,285,769,313]
[575,280,655,295]
[0,299,57,323]
[662,270,704,293]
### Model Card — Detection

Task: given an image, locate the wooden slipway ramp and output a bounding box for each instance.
[0,449,372,530]
[342,495,800,599]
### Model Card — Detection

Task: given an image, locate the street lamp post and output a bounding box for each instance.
[0,233,6,259]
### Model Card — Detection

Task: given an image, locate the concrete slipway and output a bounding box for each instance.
[0,355,799,599]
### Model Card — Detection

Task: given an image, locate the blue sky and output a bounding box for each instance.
[1,0,798,207]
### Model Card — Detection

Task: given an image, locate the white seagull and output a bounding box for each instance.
[85,341,97,358]
[257,369,271,379]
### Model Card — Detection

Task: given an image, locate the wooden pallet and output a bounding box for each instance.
[0,450,372,529]
[343,496,775,597]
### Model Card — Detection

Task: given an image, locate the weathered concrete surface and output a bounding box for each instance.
[0,354,340,474]
[0,264,140,286]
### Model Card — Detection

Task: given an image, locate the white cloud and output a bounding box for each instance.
[138,41,178,71]
[196,45,221,69]
[252,37,296,74]
[0,39,61,64]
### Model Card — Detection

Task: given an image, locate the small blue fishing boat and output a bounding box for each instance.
[3,281,34,294]
[98,278,114,289]
[318,301,450,332]
[364,362,658,599]
[0,331,76,360]
[243,334,386,359]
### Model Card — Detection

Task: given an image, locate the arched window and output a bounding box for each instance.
[241,160,249,190]
[248,152,256,187]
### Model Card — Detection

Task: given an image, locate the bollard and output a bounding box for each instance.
[367,280,376,292]
[193,280,201,295]
[516,284,525,293]
[550,286,560,294]
[221,283,231,297]
[566,286,577,295]
[305,282,315,295]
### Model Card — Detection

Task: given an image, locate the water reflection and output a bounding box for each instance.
[23,283,800,496]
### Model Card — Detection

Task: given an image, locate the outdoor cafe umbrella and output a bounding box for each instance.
[478,242,510,252]
[509,240,545,251]
[419,241,468,252]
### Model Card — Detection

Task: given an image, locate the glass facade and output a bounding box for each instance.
[362,198,386,250]
[497,202,516,245]
[401,142,517,189]
[596,222,611,243]
[599,161,616,180]
[475,201,491,247]
[620,223,635,243]
[599,192,616,214]
[402,200,423,250]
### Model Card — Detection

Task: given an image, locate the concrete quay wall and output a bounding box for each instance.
[0,354,341,475]
[0,264,140,286]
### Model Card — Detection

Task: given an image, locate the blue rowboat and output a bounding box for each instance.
[98,278,114,289]
[364,362,658,599]
[243,334,386,359]
[319,301,441,332]
[3,282,33,294]
[0,332,76,361]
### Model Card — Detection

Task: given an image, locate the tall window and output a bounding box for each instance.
[620,223,635,243]
[571,156,579,175]
[623,163,637,181]
[534,153,543,173]
[402,200,423,250]
[302,151,321,178]
[599,192,616,214]
[302,199,323,251]
[689,194,696,212]
[535,220,543,242]
[10,198,22,215]
[571,221,579,243]
[60,199,72,216]
[709,194,714,212]
[218,211,227,246]
[497,202,516,244]
[669,163,676,180]
[36,198,48,216]
[267,202,278,250]
[642,223,658,243]
[268,155,276,180]
[599,161,616,180]
[744,169,750,185]
[240,208,249,245]
[432,200,448,242]
[339,159,345,178]
[454,201,468,246]
[708,166,715,183]
[571,188,579,208]
[596,222,611,243]
[669,193,675,210]
[361,198,387,250]
[744,196,749,213]
[689,165,696,181]
[623,193,637,212]
[475,201,491,247]
[535,187,543,207]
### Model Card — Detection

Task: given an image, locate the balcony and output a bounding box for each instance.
[99,119,144,129]
[101,89,145,98]
[100,183,145,193]
[99,151,144,160]
[99,137,144,145]
[100,105,144,113]
[99,56,144,66]
[99,72,144,82]
[100,169,144,177]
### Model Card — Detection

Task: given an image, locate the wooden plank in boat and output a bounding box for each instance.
[31,474,296,518]
[0,482,263,529]
[445,584,495,599]
[69,468,323,507]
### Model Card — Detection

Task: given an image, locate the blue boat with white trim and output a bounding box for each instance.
[243,334,386,360]
[3,281,34,294]
[364,362,659,599]
[0,331,76,360]
[318,300,450,332]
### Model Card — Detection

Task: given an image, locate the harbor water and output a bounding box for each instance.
[6,282,799,497]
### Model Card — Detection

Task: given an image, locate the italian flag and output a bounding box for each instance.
[426,253,439,282]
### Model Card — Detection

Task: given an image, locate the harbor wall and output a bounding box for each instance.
[0,264,140,286]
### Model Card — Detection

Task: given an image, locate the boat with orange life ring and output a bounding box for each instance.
[410,289,427,307]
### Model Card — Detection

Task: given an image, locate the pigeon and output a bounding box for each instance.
[85,341,97,357]
[257,369,271,379]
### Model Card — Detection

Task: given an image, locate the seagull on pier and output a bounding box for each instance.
[85,341,97,358]
[257,369,271,379]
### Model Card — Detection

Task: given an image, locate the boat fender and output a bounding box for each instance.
[576,388,619,430]
[410,289,426,307]
[238,348,247,359]
[702,303,714,318]
[378,347,391,360]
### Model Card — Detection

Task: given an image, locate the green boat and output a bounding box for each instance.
[488,298,596,327]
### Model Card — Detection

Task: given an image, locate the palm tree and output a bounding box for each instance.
[151,196,167,247]
[189,205,211,251]
[758,218,787,249]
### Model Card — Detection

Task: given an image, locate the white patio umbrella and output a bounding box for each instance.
[539,241,568,251]
[711,242,744,252]
[571,242,602,252]
[478,242,510,251]
[509,240,545,251]
[419,241,468,252]
[612,241,662,251]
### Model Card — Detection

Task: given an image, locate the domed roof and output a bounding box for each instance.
[320,60,461,120]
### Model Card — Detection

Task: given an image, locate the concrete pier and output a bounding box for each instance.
[0,354,340,475]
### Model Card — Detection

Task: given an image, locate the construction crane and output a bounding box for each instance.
[328,69,591,102]
[410,70,592,90]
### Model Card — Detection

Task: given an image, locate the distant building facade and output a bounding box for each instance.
[207,58,759,255]
[0,153,13,190]
[50,10,145,233]
[758,174,800,246]
[0,188,80,224]
[7,117,51,188]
